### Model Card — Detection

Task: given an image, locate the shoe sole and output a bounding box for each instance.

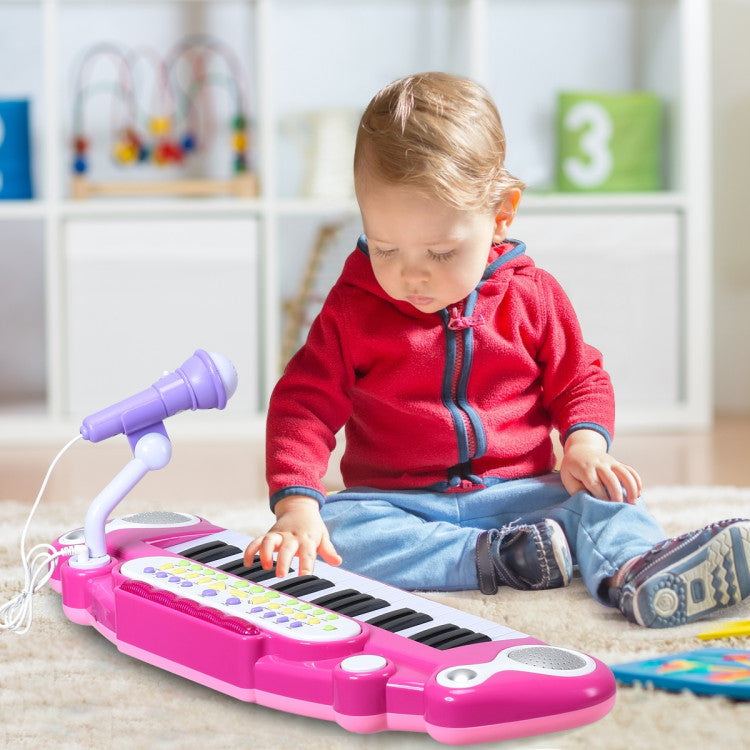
[629,522,750,627]
[546,520,573,588]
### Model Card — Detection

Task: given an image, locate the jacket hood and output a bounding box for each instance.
[338,235,535,316]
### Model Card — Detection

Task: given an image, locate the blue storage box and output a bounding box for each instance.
[0,99,33,199]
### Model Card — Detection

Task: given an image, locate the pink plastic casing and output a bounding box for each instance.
[50,517,616,745]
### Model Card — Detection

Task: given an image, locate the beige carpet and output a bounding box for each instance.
[3,486,750,749]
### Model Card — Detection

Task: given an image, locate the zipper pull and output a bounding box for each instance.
[448,307,485,330]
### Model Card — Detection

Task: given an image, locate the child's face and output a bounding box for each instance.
[358,178,516,314]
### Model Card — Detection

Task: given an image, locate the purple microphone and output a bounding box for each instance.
[80,350,238,443]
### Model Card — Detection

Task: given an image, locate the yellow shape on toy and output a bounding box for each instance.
[232,131,247,152]
[113,140,139,164]
[656,658,702,674]
[150,116,172,137]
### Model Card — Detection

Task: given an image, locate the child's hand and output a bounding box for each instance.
[243,495,342,578]
[560,429,642,504]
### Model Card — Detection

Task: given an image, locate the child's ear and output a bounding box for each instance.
[492,188,522,243]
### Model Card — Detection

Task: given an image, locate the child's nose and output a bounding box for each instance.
[401,260,429,283]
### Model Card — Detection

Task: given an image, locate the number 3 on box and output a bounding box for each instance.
[562,101,614,189]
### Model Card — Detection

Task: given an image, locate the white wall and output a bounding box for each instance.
[0,223,45,403]
[1,1,749,415]
[713,0,750,413]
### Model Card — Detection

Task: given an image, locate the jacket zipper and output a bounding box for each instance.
[449,305,477,460]
[441,301,488,473]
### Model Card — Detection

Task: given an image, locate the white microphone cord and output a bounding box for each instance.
[0,434,85,635]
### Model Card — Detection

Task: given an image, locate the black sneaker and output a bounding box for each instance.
[476,520,573,594]
[611,519,750,627]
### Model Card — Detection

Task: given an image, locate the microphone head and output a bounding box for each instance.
[176,350,238,411]
[207,351,238,401]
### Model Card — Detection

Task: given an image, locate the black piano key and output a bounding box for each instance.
[409,623,492,650]
[312,588,365,609]
[366,607,433,633]
[216,560,275,582]
[409,623,456,644]
[179,540,226,558]
[270,575,336,596]
[243,568,280,583]
[217,555,295,582]
[179,541,243,564]
[336,597,391,617]
[420,627,475,648]
[216,559,251,575]
[437,631,492,649]
[311,589,390,617]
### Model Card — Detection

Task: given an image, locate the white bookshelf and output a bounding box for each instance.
[0,0,712,442]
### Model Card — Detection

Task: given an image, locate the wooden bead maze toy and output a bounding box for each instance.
[70,36,257,199]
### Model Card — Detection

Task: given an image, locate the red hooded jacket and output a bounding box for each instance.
[266,239,615,509]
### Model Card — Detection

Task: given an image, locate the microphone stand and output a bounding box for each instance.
[70,426,172,569]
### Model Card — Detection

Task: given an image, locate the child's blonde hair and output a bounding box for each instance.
[354,72,525,213]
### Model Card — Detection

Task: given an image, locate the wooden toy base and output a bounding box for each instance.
[71,172,258,199]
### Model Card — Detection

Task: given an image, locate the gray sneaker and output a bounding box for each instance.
[476,520,573,594]
[611,518,750,627]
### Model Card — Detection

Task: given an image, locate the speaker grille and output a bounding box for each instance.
[120,511,195,526]
[507,646,587,671]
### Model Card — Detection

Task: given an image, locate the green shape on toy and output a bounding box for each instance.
[556,91,662,192]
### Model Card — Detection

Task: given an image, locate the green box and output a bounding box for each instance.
[556,91,662,192]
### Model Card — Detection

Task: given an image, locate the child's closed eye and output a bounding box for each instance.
[372,246,398,259]
[427,248,457,263]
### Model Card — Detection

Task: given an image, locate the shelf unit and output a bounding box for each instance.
[0,0,712,442]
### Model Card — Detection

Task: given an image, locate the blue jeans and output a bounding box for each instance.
[319,473,665,604]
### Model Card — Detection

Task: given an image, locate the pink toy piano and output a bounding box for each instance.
[45,350,616,745]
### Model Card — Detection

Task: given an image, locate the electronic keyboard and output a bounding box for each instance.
[49,510,616,744]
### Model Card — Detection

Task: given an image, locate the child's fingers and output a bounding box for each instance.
[243,536,264,566]
[274,536,301,578]
[573,466,607,500]
[319,536,342,567]
[629,465,644,498]
[560,472,586,498]
[257,533,283,570]
[612,463,642,504]
[297,548,317,577]
[598,468,624,503]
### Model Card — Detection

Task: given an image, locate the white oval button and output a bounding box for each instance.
[340,655,388,673]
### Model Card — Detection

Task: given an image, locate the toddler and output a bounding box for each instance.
[246,72,750,628]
